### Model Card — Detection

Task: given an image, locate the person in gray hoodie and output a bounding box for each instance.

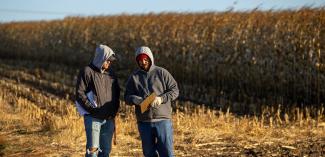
[76,44,120,157]
[125,46,179,157]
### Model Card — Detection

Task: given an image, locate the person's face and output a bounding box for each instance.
[102,60,112,70]
[138,57,151,71]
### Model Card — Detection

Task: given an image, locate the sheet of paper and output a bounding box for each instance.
[75,90,97,116]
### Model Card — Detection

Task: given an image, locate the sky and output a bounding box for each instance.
[0,0,324,23]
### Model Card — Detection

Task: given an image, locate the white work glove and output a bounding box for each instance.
[151,97,163,107]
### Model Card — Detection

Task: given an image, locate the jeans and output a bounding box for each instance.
[138,120,174,157]
[84,115,114,157]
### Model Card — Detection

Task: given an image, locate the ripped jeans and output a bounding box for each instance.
[84,115,114,157]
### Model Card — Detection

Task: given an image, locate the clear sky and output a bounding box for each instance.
[0,0,324,23]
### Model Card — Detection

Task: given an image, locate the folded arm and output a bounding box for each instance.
[124,76,143,106]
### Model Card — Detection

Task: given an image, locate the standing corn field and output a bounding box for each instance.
[0,8,324,113]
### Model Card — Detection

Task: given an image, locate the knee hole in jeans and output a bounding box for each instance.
[87,147,99,154]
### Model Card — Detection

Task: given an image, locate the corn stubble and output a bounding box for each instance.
[0,63,324,156]
[0,8,325,156]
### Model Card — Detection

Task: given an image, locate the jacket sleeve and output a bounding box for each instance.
[75,68,94,113]
[124,76,143,106]
[160,69,179,104]
[113,78,121,114]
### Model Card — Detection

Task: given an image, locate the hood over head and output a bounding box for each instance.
[135,46,154,66]
[92,44,116,73]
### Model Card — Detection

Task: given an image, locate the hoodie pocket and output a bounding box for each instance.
[154,102,172,119]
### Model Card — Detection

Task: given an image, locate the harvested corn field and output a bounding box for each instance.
[0,8,325,156]
[0,61,324,156]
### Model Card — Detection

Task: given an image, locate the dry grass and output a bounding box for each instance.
[0,8,324,107]
[0,8,324,155]
[0,64,324,156]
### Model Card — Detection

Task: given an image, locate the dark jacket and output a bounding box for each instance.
[76,46,120,120]
[124,46,179,122]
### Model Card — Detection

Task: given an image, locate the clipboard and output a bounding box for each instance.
[140,93,157,113]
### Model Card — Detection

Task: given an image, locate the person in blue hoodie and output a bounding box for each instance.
[76,44,120,157]
[125,46,179,157]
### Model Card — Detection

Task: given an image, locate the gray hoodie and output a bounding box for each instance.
[76,45,120,120]
[124,46,179,122]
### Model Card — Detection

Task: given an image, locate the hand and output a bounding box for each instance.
[151,97,162,107]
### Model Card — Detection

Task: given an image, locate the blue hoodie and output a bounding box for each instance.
[124,46,179,122]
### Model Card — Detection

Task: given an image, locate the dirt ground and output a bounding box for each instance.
[1,106,324,157]
[0,69,324,156]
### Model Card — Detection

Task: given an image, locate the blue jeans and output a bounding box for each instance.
[138,120,174,157]
[84,115,114,157]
